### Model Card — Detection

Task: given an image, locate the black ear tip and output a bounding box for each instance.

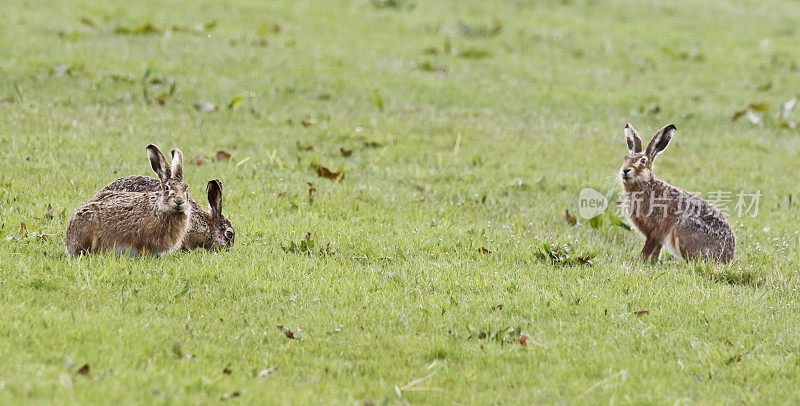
[666,124,676,131]
[624,122,632,129]
[207,179,222,191]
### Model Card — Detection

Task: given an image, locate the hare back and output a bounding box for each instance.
[102,175,161,193]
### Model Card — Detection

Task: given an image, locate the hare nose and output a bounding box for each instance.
[174,198,185,206]
[622,168,631,175]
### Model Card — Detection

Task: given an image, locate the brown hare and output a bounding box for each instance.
[620,123,735,262]
[65,145,191,256]
[101,175,234,251]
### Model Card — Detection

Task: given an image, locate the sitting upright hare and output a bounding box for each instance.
[65,145,191,256]
[620,123,735,262]
[101,175,234,251]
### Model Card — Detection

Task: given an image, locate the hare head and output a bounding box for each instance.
[620,123,676,188]
[147,145,190,214]
[206,179,235,250]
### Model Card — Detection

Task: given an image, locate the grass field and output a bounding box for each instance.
[2,0,800,403]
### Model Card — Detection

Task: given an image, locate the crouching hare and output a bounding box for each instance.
[620,123,735,262]
[101,176,234,251]
[65,145,191,256]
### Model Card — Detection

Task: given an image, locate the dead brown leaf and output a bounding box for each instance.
[216,150,232,161]
[519,333,529,346]
[732,109,747,121]
[258,365,278,378]
[726,354,742,365]
[565,209,577,226]
[363,141,382,148]
[340,147,352,157]
[296,142,314,151]
[477,247,491,254]
[223,366,232,375]
[316,165,343,180]
[77,364,90,377]
[634,310,649,317]
[284,330,295,339]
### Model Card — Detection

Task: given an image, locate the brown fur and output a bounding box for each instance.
[65,145,191,256]
[620,123,735,262]
[101,176,234,251]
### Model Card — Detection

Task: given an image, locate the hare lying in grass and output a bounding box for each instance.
[101,175,234,251]
[620,123,735,262]
[66,145,191,256]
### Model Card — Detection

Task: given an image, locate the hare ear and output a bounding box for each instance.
[624,123,642,154]
[207,179,223,217]
[645,124,676,159]
[147,144,170,182]
[170,149,184,180]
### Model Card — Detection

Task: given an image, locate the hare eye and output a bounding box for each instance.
[164,184,170,191]
[639,158,646,164]
[225,230,233,239]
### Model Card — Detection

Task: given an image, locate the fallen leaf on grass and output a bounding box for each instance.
[340,147,352,157]
[307,182,316,204]
[565,209,577,226]
[77,364,90,377]
[748,102,771,112]
[283,330,295,339]
[316,165,344,180]
[310,93,331,101]
[458,47,492,59]
[732,109,747,121]
[634,310,649,317]
[258,365,278,378]
[172,341,184,358]
[195,157,204,166]
[779,98,797,119]
[216,150,232,161]
[115,23,162,35]
[220,392,240,400]
[301,119,312,127]
[194,101,218,112]
[363,141,382,148]
[227,96,244,110]
[745,110,762,125]
[726,354,742,365]
[519,333,528,346]
[296,142,313,151]
[477,247,491,254]
[223,366,232,375]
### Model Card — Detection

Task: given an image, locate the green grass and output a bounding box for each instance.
[2,0,800,403]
